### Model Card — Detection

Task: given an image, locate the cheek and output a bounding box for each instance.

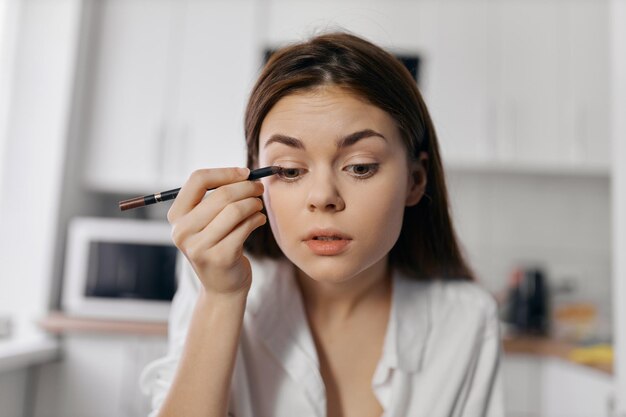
[350,182,406,240]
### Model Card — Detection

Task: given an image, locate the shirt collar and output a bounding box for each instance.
[246,255,432,376]
[383,267,431,372]
[246,256,326,416]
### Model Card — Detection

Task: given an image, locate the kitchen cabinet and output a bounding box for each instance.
[561,1,610,168]
[492,2,562,164]
[489,1,609,169]
[502,356,542,417]
[426,1,493,163]
[82,0,259,194]
[541,358,613,417]
[436,0,608,171]
[82,0,610,193]
[82,0,176,193]
[503,355,613,417]
[173,0,259,185]
[31,334,167,417]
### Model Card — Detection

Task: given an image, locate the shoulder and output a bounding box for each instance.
[428,279,498,317]
[395,274,499,337]
[397,274,497,316]
[427,279,500,339]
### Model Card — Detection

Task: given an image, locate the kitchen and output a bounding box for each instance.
[0,0,624,416]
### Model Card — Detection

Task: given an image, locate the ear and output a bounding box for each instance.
[405,151,429,207]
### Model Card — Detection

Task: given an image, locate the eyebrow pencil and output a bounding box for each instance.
[119,166,282,211]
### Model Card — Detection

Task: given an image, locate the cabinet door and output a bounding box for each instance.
[32,335,168,417]
[83,0,176,193]
[493,1,562,164]
[502,356,542,417]
[167,0,260,187]
[561,1,610,168]
[428,1,492,163]
[540,359,613,417]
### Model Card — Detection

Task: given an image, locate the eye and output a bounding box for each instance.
[276,167,306,182]
[274,164,379,183]
[345,163,379,179]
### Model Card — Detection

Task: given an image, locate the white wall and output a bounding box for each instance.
[0,0,82,332]
[448,172,612,334]
[0,0,21,205]
[610,0,626,413]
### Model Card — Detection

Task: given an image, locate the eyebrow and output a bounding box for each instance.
[263,129,387,150]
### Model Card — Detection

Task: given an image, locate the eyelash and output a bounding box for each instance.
[276,163,380,183]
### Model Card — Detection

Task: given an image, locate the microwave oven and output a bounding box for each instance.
[62,217,180,322]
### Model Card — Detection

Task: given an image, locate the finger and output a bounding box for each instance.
[176,180,264,235]
[167,167,250,223]
[199,196,264,248]
[202,211,267,267]
[219,211,267,250]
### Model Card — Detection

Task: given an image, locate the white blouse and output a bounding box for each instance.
[140,254,505,417]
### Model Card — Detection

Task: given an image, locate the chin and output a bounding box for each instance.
[299,267,355,284]
[289,252,377,284]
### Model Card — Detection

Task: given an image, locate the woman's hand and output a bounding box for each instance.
[167,167,266,296]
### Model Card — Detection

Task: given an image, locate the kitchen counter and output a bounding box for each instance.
[502,334,612,375]
[38,312,612,375]
[0,334,59,374]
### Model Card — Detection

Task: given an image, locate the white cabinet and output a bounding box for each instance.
[83,0,177,193]
[493,2,562,164]
[541,359,613,417]
[32,334,168,417]
[488,1,609,169]
[82,0,610,193]
[503,355,613,417]
[427,1,493,162]
[434,0,609,171]
[83,0,259,194]
[502,356,542,417]
[173,0,259,184]
[563,1,610,167]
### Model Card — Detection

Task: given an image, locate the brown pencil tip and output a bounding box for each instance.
[119,196,146,211]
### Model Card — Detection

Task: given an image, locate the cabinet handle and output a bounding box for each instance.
[156,124,167,185]
[486,99,497,160]
[496,99,518,160]
[179,124,189,177]
[573,103,587,163]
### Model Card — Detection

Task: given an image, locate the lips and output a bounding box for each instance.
[303,228,352,242]
[303,228,352,256]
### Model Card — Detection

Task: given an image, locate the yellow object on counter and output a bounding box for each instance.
[568,344,613,366]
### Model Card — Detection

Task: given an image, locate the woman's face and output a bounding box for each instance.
[258,86,426,283]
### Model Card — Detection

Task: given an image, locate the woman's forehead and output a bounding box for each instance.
[258,87,400,149]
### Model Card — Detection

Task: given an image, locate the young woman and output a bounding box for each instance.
[140,32,503,417]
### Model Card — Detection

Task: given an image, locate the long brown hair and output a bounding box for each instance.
[243,32,473,281]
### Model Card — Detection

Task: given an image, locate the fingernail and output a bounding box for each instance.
[239,167,250,177]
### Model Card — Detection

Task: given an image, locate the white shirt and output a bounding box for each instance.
[140,254,505,417]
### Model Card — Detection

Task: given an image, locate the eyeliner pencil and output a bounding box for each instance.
[119,166,282,211]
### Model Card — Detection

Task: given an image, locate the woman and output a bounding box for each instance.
[140,31,503,417]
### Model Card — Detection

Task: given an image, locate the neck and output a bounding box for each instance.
[294,256,392,324]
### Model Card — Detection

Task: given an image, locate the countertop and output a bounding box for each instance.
[0,332,59,373]
[38,312,613,375]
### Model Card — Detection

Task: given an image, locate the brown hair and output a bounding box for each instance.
[243,32,473,281]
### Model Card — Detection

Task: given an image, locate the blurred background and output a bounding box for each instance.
[0,0,625,416]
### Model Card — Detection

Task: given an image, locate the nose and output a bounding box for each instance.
[306,171,345,212]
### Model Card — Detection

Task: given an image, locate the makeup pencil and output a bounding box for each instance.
[119,166,282,211]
